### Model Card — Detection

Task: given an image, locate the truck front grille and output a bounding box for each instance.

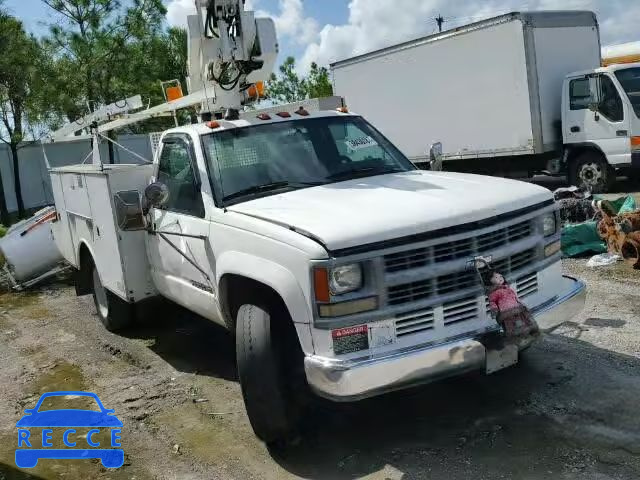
[395,308,435,337]
[387,248,537,307]
[384,219,533,273]
[388,279,432,305]
[443,296,478,325]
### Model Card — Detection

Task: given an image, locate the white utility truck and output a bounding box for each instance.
[332,11,640,193]
[47,1,586,444]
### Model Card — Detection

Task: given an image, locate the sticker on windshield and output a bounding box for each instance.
[345,136,378,151]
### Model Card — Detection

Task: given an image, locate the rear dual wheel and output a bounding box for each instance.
[91,265,134,331]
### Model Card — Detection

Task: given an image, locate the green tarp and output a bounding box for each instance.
[561,195,637,258]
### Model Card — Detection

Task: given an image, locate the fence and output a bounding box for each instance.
[0,134,154,214]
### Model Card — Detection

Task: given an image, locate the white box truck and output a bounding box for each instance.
[332,11,640,193]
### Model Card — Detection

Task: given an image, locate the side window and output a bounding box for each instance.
[157,139,205,217]
[598,75,624,122]
[570,78,591,110]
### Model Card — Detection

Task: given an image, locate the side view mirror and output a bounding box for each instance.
[428,142,443,171]
[144,181,169,209]
[113,190,146,231]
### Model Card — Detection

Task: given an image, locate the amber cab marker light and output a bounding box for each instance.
[206,121,220,129]
[257,113,271,120]
[336,106,349,113]
[276,111,291,118]
[295,107,310,116]
[313,268,330,303]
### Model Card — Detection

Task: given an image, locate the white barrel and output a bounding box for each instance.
[0,207,63,282]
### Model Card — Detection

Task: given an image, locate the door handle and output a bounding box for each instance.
[570,126,580,133]
[616,130,628,137]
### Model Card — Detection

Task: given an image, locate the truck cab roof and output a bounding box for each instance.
[162,109,355,139]
[568,61,640,78]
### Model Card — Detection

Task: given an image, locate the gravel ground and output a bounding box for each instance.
[0,258,639,480]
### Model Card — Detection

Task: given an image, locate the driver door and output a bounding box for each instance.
[146,134,220,322]
[565,74,631,166]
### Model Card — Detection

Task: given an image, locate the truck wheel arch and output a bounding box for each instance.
[566,143,606,167]
[75,242,96,296]
[216,253,314,329]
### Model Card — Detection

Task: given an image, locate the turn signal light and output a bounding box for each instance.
[313,268,330,303]
[631,136,640,151]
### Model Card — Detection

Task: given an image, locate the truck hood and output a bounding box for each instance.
[228,171,552,253]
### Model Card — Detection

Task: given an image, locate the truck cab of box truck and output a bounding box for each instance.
[563,62,640,191]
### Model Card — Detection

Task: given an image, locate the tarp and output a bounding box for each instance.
[561,195,637,258]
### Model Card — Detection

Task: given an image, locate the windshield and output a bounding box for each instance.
[615,67,640,118]
[201,116,415,205]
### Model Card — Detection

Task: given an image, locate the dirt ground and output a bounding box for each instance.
[0,257,638,480]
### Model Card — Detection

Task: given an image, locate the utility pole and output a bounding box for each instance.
[435,14,444,32]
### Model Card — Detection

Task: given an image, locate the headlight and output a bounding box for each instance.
[329,264,362,295]
[542,212,557,237]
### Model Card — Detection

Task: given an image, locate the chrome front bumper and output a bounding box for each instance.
[304,275,586,401]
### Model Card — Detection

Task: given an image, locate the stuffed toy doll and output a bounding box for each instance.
[479,264,539,342]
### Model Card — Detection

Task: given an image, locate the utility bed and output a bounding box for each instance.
[50,164,156,303]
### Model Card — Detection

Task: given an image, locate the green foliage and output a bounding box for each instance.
[306,62,333,99]
[267,56,333,104]
[35,0,189,133]
[0,11,41,218]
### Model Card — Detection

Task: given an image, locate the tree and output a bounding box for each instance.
[0,12,41,219]
[266,56,333,104]
[306,62,333,99]
[38,0,174,127]
[266,57,308,104]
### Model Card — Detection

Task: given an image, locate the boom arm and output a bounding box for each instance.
[187,0,278,114]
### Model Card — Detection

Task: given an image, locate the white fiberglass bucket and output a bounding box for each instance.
[0,207,63,282]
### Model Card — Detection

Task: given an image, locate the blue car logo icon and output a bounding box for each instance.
[15,391,123,468]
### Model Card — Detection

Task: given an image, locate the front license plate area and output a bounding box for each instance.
[486,344,518,374]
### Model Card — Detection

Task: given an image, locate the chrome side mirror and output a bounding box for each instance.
[113,190,146,231]
[144,181,169,208]
[429,142,443,171]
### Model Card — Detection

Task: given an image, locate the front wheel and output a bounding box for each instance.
[569,151,614,193]
[236,304,300,444]
[91,265,134,332]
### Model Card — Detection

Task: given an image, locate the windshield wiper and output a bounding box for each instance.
[222,181,325,202]
[327,166,405,181]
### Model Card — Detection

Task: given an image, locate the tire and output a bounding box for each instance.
[569,151,614,193]
[236,304,300,444]
[91,265,134,332]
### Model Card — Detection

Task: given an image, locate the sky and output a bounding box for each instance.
[5,0,640,74]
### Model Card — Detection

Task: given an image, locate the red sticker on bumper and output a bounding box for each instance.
[332,325,369,355]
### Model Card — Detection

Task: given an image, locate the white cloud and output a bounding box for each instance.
[167,0,260,28]
[166,0,317,46]
[259,0,319,45]
[300,0,640,72]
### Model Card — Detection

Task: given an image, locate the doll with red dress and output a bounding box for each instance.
[479,264,539,342]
